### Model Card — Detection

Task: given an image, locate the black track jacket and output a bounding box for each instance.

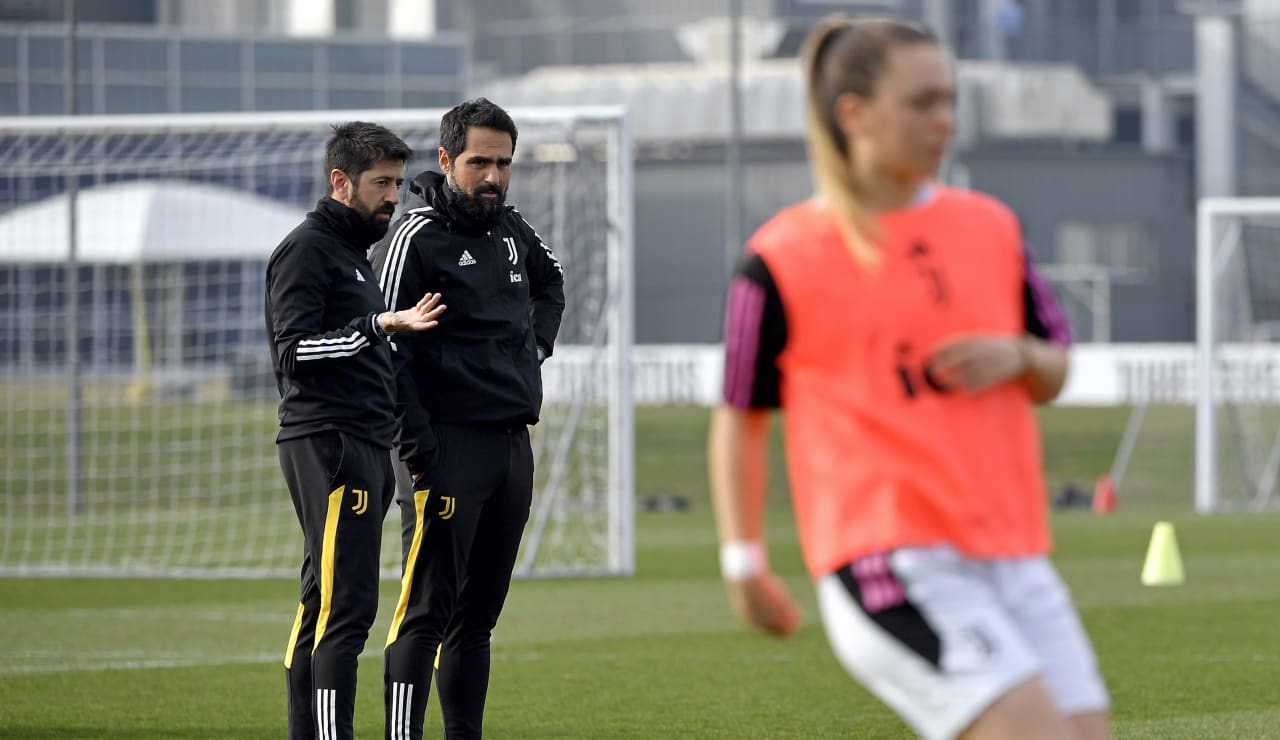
[369,171,565,478]
[266,197,397,447]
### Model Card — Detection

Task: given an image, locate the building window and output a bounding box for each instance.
[1055,221,1156,282]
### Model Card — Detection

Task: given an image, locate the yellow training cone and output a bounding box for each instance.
[1141,521,1185,586]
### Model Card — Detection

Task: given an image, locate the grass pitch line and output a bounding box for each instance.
[0,651,281,675]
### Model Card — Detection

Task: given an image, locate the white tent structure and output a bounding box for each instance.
[0,180,305,385]
[0,179,304,263]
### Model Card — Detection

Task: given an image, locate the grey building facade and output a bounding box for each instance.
[0,23,466,116]
[3,0,1277,344]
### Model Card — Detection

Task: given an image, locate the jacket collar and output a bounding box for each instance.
[310,196,386,251]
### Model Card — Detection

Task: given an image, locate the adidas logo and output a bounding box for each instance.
[354,268,366,282]
[458,250,477,267]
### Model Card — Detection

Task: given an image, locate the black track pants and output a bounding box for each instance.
[383,424,534,740]
[279,431,395,740]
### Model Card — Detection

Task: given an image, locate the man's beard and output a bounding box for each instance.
[447,174,506,226]
[350,191,396,239]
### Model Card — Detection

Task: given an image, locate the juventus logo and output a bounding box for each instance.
[503,236,518,264]
[437,495,456,520]
[350,488,369,515]
[908,241,949,306]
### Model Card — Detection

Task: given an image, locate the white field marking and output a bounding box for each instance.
[1,642,402,676]
[41,608,402,628]
[0,614,402,675]
[0,636,750,675]
[0,652,282,675]
[7,608,291,623]
[1145,653,1280,664]
[1190,654,1279,662]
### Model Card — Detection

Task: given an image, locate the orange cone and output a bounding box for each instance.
[1092,474,1117,514]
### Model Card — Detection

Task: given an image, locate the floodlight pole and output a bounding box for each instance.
[1194,9,1236,200]
[726,0,744,274]
[64,0,82,517]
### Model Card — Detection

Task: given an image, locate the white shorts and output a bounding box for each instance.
[816,546,1109,740]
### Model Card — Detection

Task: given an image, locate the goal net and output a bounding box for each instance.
[0,108,634,578]
[1196,197,1280,513]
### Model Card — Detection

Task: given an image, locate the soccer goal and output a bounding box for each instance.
[1196,197,1280,513]
[0,107,634,578]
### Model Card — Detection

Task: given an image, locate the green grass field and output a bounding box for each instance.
[2,406,1279,738]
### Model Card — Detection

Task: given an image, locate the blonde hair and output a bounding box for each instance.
[802,17,938,266]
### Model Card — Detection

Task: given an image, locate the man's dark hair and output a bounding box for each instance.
[324,121,414,194]
[438,98,519,162]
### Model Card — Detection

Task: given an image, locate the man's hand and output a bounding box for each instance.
[928,334,1026,394]
[380,293,446,334]
[726,572,803,637]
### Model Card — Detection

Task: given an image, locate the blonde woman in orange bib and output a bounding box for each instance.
[710,16,1110,740]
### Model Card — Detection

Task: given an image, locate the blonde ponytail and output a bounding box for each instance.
[801,16,938,268]
[803,19,878,267]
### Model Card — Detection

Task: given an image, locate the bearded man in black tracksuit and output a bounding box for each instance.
[266,122,445,740]
[370,99,565,740]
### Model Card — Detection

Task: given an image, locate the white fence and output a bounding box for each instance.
[546,343,1280,407]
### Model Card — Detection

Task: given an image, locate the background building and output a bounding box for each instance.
[1,0,1276,342]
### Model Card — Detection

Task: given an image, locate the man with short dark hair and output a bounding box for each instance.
[267,121,445,740]
[371,99,565,740]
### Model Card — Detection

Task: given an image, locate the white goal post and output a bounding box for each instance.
[1196,197,1280,513]
[0,107,634,578]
